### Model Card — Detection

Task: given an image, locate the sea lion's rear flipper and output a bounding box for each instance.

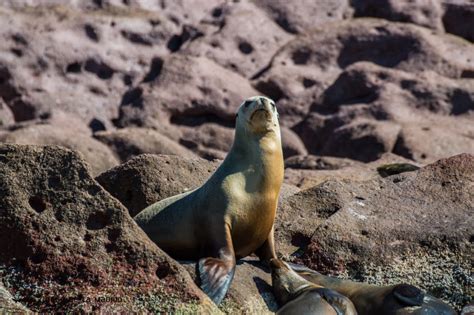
[198,256,236,305]
[314,288,357,315]
[392,284,424,306]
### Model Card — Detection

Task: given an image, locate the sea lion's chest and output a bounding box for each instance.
[223,165,281,256]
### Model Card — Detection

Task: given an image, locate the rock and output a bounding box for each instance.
[96,154,220,217]
[352,0,444,30]
[254,19,474,125]
[295,62,474,163]
[115,55,260,129]
[178,123,234,159]
[319,119,401,162]
[0,144,217,313]
[255,0,353,34]
[442,2,474,43]
[284,153,420,189]
[1,123,119,175]
[292,154,473,310]
[94,127,195,162]
[182,258,278,314]
[280,127,307,158]
[393,118,474,163]
[285,155,361,171]
[0,99,14,128]
[185,1,293,78]
[0,283,30,312]
[0,4,184,130]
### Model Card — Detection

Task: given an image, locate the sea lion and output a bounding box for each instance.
[270,259,357,315]
[288,263,456,315]
[134,96,284,304]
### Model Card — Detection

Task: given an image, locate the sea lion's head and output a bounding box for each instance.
[270,258,313,305]
[236,96,279,135]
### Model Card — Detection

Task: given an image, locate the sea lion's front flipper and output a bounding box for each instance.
[198,257,236,305]
[255,225,277,264]
[314,288,358,315]
[198,224,236,305]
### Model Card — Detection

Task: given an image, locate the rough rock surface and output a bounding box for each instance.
[0,144,216,313]
[292,154,473,309]
[94,127,195,162]
[352,0,444,30]
[0,123,119,175]
[96,154,220,217]
[255,0,353,34]
[295,62,474,163]
[0,0,473,312]
[284,153,418,189]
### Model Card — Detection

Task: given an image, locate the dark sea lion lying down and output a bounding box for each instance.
[288,263,456,315]
[270,259,357,315]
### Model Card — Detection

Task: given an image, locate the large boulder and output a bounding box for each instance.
[253,19,474,126]
[0,123,119,175]
[283,153,417,189]
[442,2,474,43]
[0,144,217,312]
[255,0,353,34]
[94,127,195,162]
[184,1,293,78]
[96,154,220,217]
[351,0,444,30]
[0,5,185,130]
[295,62,474,163]
[115,54,260,129]
[287,154,472,310]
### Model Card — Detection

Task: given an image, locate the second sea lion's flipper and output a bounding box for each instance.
[392,284,424,306]
[198,257,236,305]
[314,288,357,315]
[286,262,321,275]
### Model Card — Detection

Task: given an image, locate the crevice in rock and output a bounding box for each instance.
[143,57,164,83]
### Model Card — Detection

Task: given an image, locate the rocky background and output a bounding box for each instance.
[0,0,472,313]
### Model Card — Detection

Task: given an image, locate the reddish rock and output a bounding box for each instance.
[254,19,473,125]
[0,144,216,313]
[280,127,307,159]
[115,55,260,129]
[442,2,474,43]
[284,153,419,189]
[293,154,473,309]
[295,62,474,163]
[1,123,119,175]
[178,123,234,160]
[185,1,293,78]
[255,0,353,34]
[96,154,220,217]
[0,99,14,128]
[352,0,444,30]
[94,127,195,162]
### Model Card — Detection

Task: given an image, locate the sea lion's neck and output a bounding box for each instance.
[231,127,284,188]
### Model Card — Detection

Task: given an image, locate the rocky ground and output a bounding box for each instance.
[0,0,472,313]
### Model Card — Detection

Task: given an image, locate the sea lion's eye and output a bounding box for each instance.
[243,100,253,108]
